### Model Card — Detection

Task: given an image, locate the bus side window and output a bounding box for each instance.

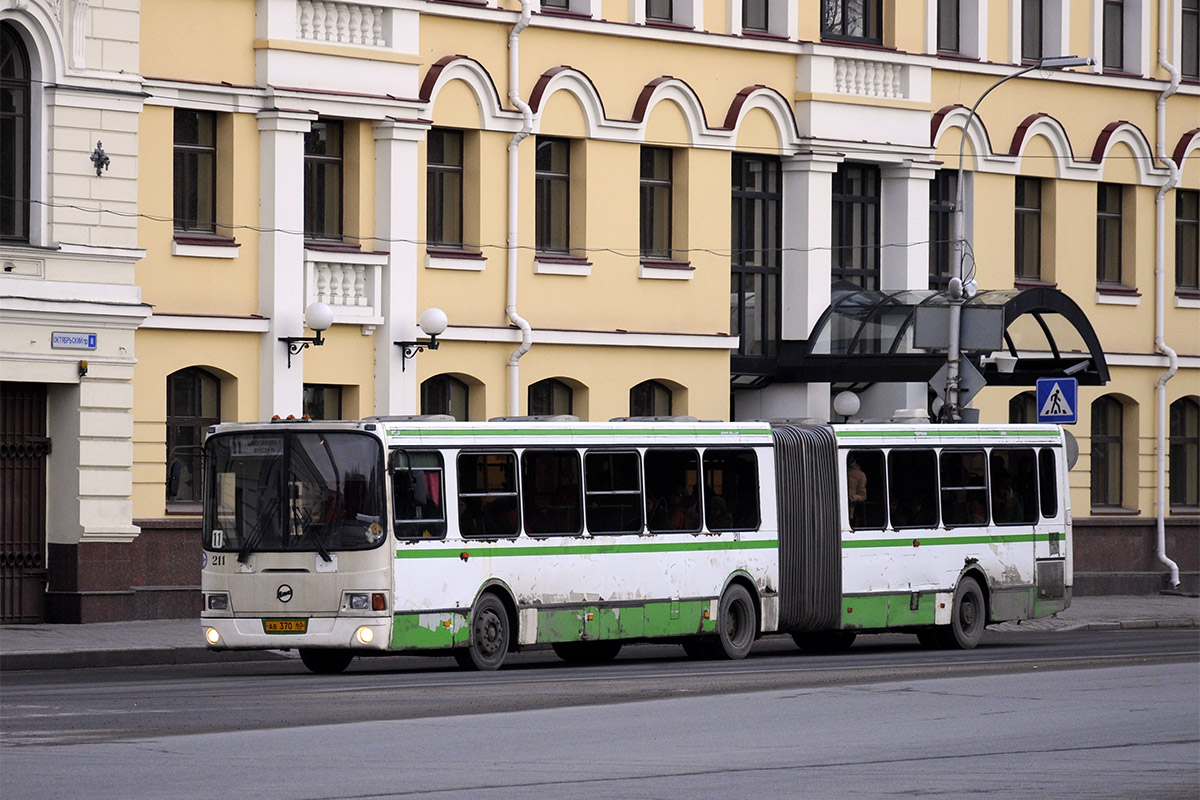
[888,449,938,529]
[522,449,582,537]
[585,451,643,535]
[457,452,520,538]
[645,449,701,533]
[990,448,1037,525]
[941,450,988,527]
[392,450,446,539]
[847,449,886,530]
[1038,449,1059,519]
[702,449,760,532]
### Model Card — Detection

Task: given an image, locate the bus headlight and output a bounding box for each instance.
[206,593,229,611]
[205,627,221,645]
[347,593,370,610]
[355,626,374,645]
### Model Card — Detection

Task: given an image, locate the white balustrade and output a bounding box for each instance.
[305,250,386,325]
[833,57,905,99]
[296,1,387,47]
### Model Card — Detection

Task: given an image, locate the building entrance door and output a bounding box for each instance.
[1,382,49,623]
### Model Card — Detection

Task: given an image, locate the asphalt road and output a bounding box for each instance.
[2,630,1197,799]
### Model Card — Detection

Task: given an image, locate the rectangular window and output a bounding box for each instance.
[1,22,32,242]
[302,384,343,420]
[847,450,887,530]
[888,449,939,529]
[535,137,570,253]
[940,450,988,527]
[1022,0,1043,62]
[929,171,957,290]
[644,449,700,533]
[1038,448,1059,518]
[831,163,881,290]
[427,128,464,248]
[522,450,582,536]
[821,0,882,43]
[938,0,960,53]
[640,147,673,260]
[304,120,343,241]
[1184,0,1199,79]
[1169,399,1199,508]
[1091,397,1123,508]
[174,109,217,234]
[1015,177,1042,281]
[731,154,781,357]
[989,449,1038,525]
[646,0,672,22]
[1096,183,1123,285]
[702,449,760,531]
[392,450,446,539]
[1178,189,1199,290]
[744,0,769,32]
[542,0,570,9]
[585,451,644,534]
[457,452,520,538]
[1103,0,1124,71]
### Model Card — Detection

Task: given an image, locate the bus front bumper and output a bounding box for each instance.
[201,616,391,651]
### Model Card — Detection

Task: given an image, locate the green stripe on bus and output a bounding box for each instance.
[384,426,767,438]
[396,538,779,559]
[843,531,1060,548]
[836,428,1059,438]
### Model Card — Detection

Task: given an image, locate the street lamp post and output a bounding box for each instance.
[942,55,1093,422]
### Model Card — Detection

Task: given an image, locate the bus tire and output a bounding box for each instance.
[299,649,354,674]
[461,593,510,671]
[791,630,857,653]
[552,640,622,665]
[941,576,986,650]
[715,584,757,660]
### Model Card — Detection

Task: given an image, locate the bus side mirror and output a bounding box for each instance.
[166,460,182,499]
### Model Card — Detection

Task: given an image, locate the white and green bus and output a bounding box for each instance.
[200,417,1072,673]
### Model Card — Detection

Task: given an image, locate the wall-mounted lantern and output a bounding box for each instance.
[395,308,448,372]
[279,302,334,368]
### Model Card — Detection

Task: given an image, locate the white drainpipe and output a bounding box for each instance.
[1154,2,1181,588]
[506,1,535,416]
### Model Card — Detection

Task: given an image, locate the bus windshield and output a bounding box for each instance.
[204,431,386,561]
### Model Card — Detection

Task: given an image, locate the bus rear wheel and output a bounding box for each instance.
[552,640,623,664]
[715,584,757,660]
[299,649,354,674]
[939,576,986,650]
[459,593,510,671]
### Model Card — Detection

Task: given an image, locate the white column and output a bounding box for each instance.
[373,120,427,416]
[257,109,315,420]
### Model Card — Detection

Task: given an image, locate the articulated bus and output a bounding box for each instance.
[200,417,1073,673]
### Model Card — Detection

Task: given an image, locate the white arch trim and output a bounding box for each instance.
[723,86,802,155]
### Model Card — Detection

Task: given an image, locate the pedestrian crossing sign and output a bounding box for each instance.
[1036,377,1078,424]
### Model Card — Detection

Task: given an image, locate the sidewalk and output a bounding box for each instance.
[1,594,1197,672]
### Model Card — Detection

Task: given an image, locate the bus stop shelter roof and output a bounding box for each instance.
[776,285,1109,387]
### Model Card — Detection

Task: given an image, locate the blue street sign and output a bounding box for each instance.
[1036,377,1078,424]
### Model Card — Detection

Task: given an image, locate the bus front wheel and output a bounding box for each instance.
[459,593,510,671]
[715,584,757,660]
[939,576,986,650]
[299,649,354,674]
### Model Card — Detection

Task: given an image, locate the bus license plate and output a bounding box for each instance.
[263,619,308,634]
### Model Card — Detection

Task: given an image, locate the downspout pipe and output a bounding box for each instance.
[1154,3,1181,588]
[506,1,534,416]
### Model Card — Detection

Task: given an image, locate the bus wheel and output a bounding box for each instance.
[299,649,354,674]
[552,641,622,665]
[941,576,986,650]
[791,630,857,653]
[715,584,757,660]
[462,594,510,671]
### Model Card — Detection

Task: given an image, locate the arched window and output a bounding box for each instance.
[1091,395,1124,509]
[421,374,469,420]
[529,378,572,416]
[1009,392,1037,424]
[630,380,672,417]
[167,368,220,505]
[1170,397,1199,509]
[1,21,32,242]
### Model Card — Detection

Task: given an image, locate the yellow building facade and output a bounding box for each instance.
[1,0,1195,620]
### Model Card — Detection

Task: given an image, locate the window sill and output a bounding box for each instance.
[1096,284,1141,305]
[644,19,696,31]
[1088,505,1140,516]
[172,234,240,259]
[1014,278,1057,291]
[534,253,592,276]
[166,503,203,516]
[638,260,694,280]
[426,249,487,271]
[1169,506,1200,516]
[304,240,361,253]
[820,36,888,49]
[1175,290,1200,309]
[740,30,789,42]
[537,8,593,21]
